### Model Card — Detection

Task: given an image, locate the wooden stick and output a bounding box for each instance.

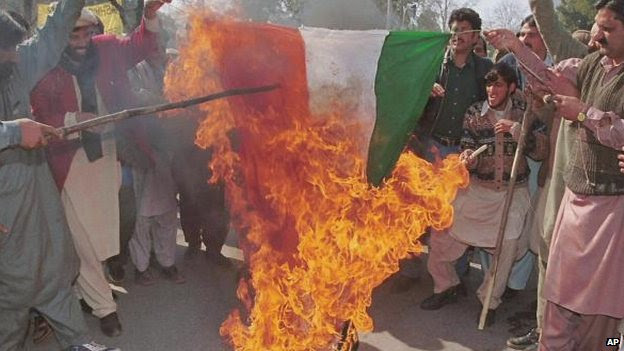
[478,95,533,330]
[470,144,488,160]
[57,84,279,138]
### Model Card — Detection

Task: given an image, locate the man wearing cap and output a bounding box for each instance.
[0,1,121,350]
[30,0,172,338]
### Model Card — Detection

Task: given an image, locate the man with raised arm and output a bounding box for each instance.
[0,2,120,350]
[488,0,624,347]
[30,0,173,338]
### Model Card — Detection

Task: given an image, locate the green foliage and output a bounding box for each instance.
[556,0,595,31]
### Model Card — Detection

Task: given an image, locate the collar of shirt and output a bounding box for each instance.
[599,55,624,75]
[480,98,512,120]
[450,51,476,69]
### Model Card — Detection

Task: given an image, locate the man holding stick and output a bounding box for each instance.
[0,2,122,350]
[420,63,548,326]
[30,0,172,337]
[396,7,492,293]
[487,0,624,347]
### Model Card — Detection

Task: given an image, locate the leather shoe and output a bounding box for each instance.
[420,285,458,310]
[205,251,233,267]
[32,315,52,344]
[507,328,539,350]
[79,299,93,314]
[502,287,520,301]
[161,265,186,284]
[100,312,122,337]
[456,280,468,297]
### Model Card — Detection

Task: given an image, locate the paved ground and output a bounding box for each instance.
[30,230,537,351]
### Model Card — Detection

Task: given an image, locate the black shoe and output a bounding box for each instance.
[161,265,186,284]
[135,268,157,286]
[205,251,232,267]
[420,285,458,310]
[184,245,201,260]
[99,312,122,337]
[32,315,52,344]
[79,299,93,314]
[457,280,468,297]
[106,262,125,283]
[507,328,539,350]
[502,287,520,301]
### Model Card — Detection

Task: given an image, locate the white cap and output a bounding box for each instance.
[75,8,98,29]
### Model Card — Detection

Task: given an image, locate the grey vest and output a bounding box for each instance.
[565,52,624,195]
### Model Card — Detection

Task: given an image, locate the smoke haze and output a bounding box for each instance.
[301,0,387,30]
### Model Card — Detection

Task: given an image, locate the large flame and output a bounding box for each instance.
[166,14,468,351]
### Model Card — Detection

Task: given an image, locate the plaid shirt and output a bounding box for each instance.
[460,93,549,191]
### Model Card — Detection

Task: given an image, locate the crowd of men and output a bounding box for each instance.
[1,0,624,350]
[398,0,624,349]
[0,1,233,350]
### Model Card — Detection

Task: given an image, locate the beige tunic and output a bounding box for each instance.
[449,182,530,248]
[62,80,121,262]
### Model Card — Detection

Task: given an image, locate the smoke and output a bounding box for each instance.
[162,0,390,30]
[300,0,387,30]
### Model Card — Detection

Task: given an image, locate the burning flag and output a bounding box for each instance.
[166,15,467,351]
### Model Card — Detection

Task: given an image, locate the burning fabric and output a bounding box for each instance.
[166,15,468,351]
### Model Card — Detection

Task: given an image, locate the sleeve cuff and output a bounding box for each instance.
[3,120,22,147]
[585,107,603,121]
[582,106,607,133]
[64,112,80,140]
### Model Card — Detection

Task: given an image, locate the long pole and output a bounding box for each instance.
[386,0,392,29]
[57,84,279,137]
[477,95,533,330]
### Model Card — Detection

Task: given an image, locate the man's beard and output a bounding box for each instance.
[0,62,15,82]
[67,46,88,61]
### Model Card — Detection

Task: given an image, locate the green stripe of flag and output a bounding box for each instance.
[367,31,450,186]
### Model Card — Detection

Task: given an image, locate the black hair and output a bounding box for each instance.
[485,62,518,87]
[448,8,482,30]
[595,0,624,23]
[521,14,537,28]
[0,10,26,50]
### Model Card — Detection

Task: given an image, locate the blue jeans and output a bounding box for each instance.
[478,250,535,290]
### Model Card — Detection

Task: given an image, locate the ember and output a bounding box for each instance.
[166,14,468,351]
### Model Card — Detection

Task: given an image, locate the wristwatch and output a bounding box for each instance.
[576,106,590,123]
[577,111,587,122]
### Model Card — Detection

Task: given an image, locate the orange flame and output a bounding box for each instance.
[166,14,468,351]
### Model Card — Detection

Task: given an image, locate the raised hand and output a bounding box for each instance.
[144,0,173,20]
[484,29,522,53]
